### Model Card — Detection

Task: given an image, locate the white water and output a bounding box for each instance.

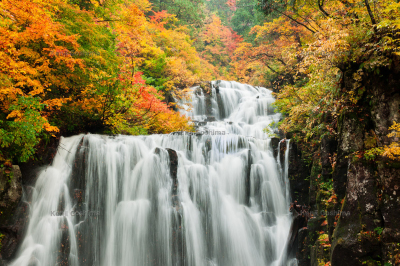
[11,80,293,266]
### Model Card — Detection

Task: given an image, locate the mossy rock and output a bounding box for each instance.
[310,239,331,266]
[0,166,22,225]
[359,256,382,266]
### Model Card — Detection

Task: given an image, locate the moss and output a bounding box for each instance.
[314,240,331,266]
[316,190,331,204]
[319,234,329,241]
[0,233,3,253]
[360,256,382,266]
[332,196,363,241]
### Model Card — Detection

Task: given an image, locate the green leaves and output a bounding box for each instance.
[374,227,383,235]
[0,96,47,163]
[149,0,207,28]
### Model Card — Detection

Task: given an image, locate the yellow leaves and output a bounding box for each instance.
[387,121,400,137]
[6,110,24,120]
[382,121,400,161]
[379,2,400,25]
[347,91,358,104]
[43,98,70,111]
[28,84,45,96]
[165,57,198,90]
[90,0,100,7]
[120,2,146,28]
[361,122,400,161]
[43,122,59,133]
[383,145,400,161]
[131,0,153,12]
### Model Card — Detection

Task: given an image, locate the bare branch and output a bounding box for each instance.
[318,0,330,17]
[364,0,377,24]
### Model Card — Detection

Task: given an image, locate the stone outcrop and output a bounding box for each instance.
[167,148,180,207]
[287,203,310,259]
[287,65,400,265]
[286,141,311,206]
[0,166,29,264]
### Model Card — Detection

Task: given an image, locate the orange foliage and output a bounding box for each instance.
[198,15,242,76]
[0,0,83,133]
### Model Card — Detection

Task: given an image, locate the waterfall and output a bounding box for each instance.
[11,80,293,266]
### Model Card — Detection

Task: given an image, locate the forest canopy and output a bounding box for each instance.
[1,0,399,164]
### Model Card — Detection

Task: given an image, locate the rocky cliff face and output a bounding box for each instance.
[0,166,29,265]
[288,67,400,265]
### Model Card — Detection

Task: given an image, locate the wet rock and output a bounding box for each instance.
[0,166,30,261]
[245,149,252,206]
[171,211,184,266]
[70,136,87,192]
[237,136,248,149]
[270,138,280,159]
[74,189,84,204]
[286,204,309,259]
[166,149,178,181]
[331,163,381,266]
[204,136,212,155]
[297,228,310,266]
[378,167,400,237]
[333,116,364,201]
[308,159,321,211]
[196,121,207,127]
[206,116,216,122]
[320,135,337,181]
[378,167,400,265]
[55,218,71,266]
[307,217,327,245]
[167,148,179,207]
[261,212,277,225]
[169,131,191,136]
[0,166,22,220]
[310,239,330,266]
[287,141,311,206]
[216,93,226,119]
[215,85,220,94]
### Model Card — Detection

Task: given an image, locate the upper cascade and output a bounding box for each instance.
[180,80,281,139]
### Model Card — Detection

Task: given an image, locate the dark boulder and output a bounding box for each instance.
[286,141,311,206]
[206,116,216,122]
[286,203,309,259]
[269,138,280,160]
[166,149,179,207]
[0,166,30,262]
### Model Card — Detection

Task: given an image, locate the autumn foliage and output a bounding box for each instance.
[197,15,243,78]
[230,0,400,162]
[2,0,399,164]
[0,0,211,163]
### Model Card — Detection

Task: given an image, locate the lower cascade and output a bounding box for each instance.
[11,81,295,266]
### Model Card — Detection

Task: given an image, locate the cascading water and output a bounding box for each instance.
[11,80,294,266]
